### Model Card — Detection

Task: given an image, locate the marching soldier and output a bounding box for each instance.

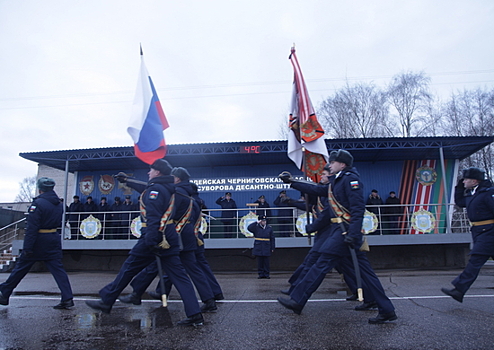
[277,149,397,324]
[0,178,74,309]
[442,167,494,302]
[86,159,204,326]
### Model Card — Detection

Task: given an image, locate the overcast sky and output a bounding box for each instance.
[0,0,493,202]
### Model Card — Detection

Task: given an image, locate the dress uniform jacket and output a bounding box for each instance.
[455,180,494,256]
[129,175,179,257]
[23,190,64,260]
[248,222,275,256]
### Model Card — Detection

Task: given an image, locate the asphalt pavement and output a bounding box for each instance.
[0,264,493,350]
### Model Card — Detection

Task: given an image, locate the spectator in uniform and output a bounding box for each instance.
[68,195,83,237]
[82,196,98,219]
[442,167,494,303]
[384,191,401,234]
[366,190,383,235]
[110,197,123,239]
[254,195,272,220]
[216,192,237,238]
[274,190,294,237]
[0,177,74,309]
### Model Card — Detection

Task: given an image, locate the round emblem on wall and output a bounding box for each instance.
[80,175,94,196]
[130,217,142,238]
[239,212,259,237]
[411,209,435,233]
[296,212,314,236]
[80,215,102,239]
[362,210,377,234]
[415,166,437,186]
[99,175,115,195]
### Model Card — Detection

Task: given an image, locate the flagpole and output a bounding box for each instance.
[301,146,312,245]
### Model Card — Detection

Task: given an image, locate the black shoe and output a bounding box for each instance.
[346,294,358,301]
[258,276,264,279]
[368,311,397,324]
[85,299,112,314]
[441,288,464,303]
[147,291,162,301]
[355,301,378,311]
[265,276,271,279]
[119,293,142,305]
[53,299,74,309]
[277,297,303,315]
[0,291,9,306]
[214,293,224,301]
[177,313,204,327]
[201,298,217,313]
[280,289,290,295]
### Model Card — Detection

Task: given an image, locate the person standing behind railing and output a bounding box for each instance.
[384,191,401,234]
[68,195,83,237]
[274,190,294,237]
[216,192,237,238]
[366,190,383,235]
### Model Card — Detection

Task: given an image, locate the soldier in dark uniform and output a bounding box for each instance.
[119,167,218,313]
[216,192,237,238]
[254,195,272,219]
[274,190,294,237]
[442,167,494,302]
[68,195,83,236]
[277,149,397,324]
[110,196,123,239]
[82,196,98,219]
[248,215,275,279]
[85,159,204,326]
[0,178,74,309]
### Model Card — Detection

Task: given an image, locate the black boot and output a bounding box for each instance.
[280,289,290,295]
[147,291,162,300]
[441,288,464,303]
[277,297,303,315]
[201,298,218,313]
[119,292,142,305]
[177,313,204,326]
[355,301,378,311]
[214,293,224,301]
[53,299,74,309]
[368,311,397,324]
[0,291,9,306]
[346,294,358,301]
[85,299,112,314]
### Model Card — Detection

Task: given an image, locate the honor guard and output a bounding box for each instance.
[442,167,494,302]
[277,149,397,324]
[86,159,204,326]
[0,177,74,309]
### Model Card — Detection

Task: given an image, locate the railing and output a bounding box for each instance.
[62,203,471,241]
[0,218,27,250]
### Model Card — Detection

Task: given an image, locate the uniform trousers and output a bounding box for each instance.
[99,253,201,317]
[0,258,73,301]
[130,250,215,302]
[257,256,270,278]
[195,250,223,296]
[290,251,394,314]
[452,253,494,294]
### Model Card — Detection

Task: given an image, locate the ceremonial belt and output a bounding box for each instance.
[38,229,57,233]
[141,220,175,228]
[327,183,351,223]
[175,196,194,234]
[331,218,345,223]
[255,238,270,241]
[470,219,494,226]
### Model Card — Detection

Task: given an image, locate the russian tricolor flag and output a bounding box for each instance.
[127,51,169,164]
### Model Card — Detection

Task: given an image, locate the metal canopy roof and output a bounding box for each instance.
[19,136,494,173]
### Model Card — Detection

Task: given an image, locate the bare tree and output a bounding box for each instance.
[387,71,433,137]
[15,175,37,202]
[442,88,494,178]
[277,114,289,140]
[318,82,392,138]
